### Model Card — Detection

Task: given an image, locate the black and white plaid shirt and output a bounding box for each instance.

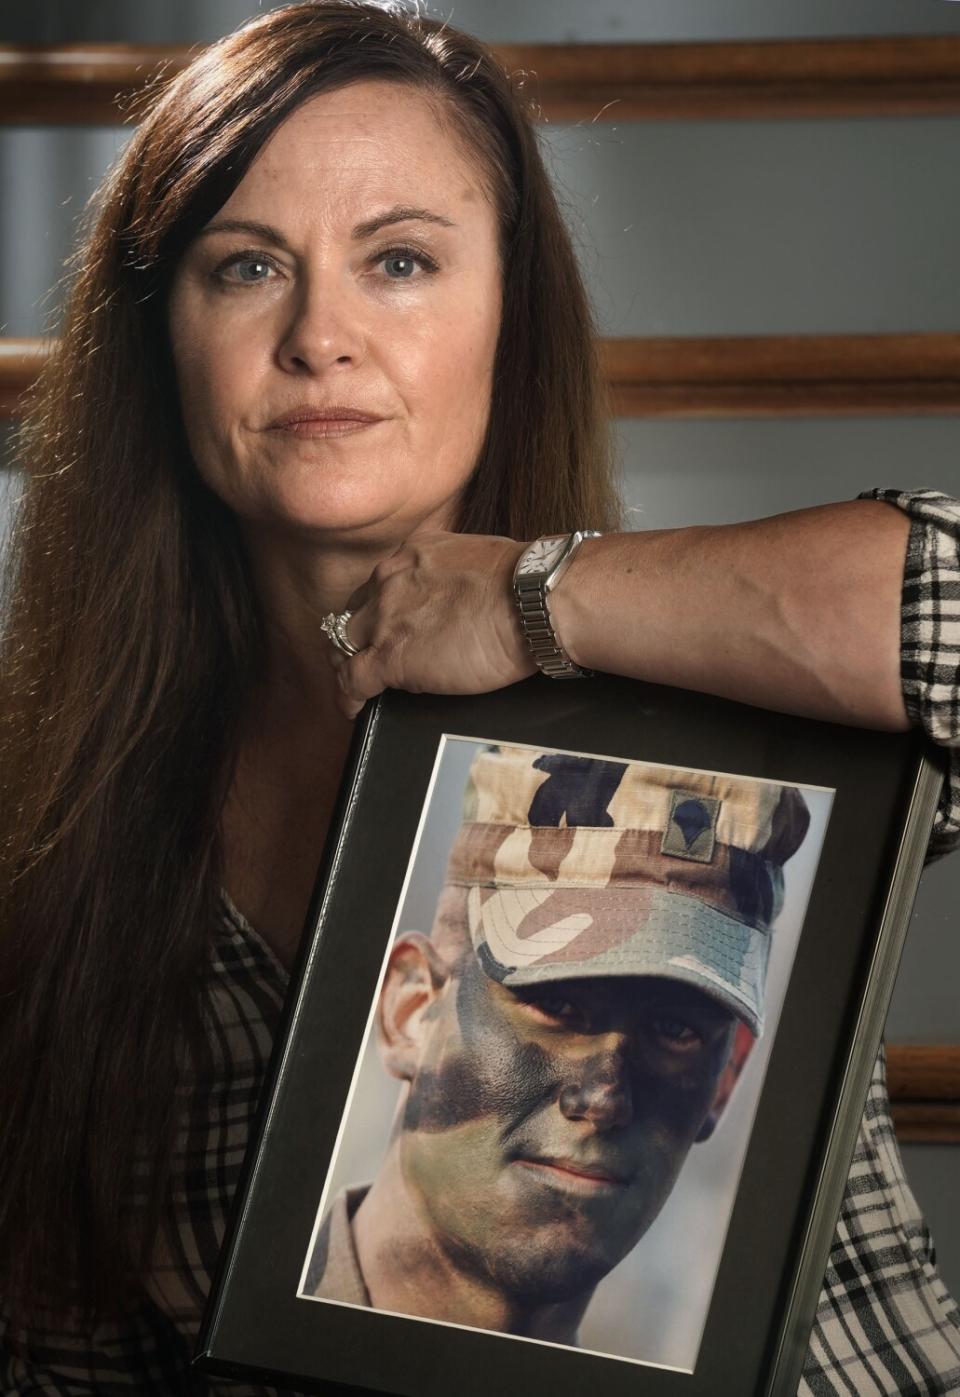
[3,489,959,1395]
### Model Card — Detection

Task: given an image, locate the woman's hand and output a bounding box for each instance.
[329,532,536,719]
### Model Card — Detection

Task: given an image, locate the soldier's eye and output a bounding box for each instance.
[538,996,577,1019]
[518,992,585,1027]
[652,1016,702,1049]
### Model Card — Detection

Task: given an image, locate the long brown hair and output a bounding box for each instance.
[0,0,620,1316]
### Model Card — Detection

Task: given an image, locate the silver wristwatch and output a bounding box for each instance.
[512,530,601,678]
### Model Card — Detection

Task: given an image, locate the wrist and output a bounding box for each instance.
[512,531,601,678]
[502,539,538,677]
[545,533,604,669]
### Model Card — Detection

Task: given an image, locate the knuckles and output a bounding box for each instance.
[371,556,399,586]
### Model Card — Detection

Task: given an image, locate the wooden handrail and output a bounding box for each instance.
[887,1044,960,1140]
[0,338,51,419]
[0,44,186,124]
[886,1043,960,1101]
[601,333,960,417]
[500,35,960,121]
[5,334,959,420]
[3,36,960,124]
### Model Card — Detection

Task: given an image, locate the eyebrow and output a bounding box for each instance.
[197,205,457,250]
[353,205,457,238]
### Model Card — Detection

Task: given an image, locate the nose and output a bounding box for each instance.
[276,276,365,375]
[558,1040,634,1131]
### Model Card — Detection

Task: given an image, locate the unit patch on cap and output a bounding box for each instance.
[660,789,721,864]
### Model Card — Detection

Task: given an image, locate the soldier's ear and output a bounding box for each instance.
[695,1020,755,1143]
[377,933,450,1081]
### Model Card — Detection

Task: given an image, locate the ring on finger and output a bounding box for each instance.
[320,609,360,658]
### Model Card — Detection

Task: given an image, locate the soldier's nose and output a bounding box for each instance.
[558,1044,633,1130]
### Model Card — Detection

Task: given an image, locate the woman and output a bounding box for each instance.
[0,2,957,1393]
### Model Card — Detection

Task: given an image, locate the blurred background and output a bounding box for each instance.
[1,0,958,1299]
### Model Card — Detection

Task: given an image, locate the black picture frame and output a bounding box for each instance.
[195,674,941,1397]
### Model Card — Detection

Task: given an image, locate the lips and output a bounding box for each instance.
[515,1156,631,1189]
[267,405,384,429]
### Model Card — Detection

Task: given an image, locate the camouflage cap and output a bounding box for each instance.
[441,746,811,1036]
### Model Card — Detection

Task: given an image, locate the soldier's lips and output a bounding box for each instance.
[513,1156,631,1195]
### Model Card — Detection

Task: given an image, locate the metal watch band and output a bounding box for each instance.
[513,531,601,679]
[514,576,585,678]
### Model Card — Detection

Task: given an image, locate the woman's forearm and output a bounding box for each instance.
[551,499,911,730]
[328,500,913,727]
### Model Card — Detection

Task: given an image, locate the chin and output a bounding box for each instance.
[220,471,466,546]
[241,496,412,541]
[478,1238,616,1307]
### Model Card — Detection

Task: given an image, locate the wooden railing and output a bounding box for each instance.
[2,36,960,125]
[601,334,960,417]
[888,1044,960,1143]
[5,334,960,421]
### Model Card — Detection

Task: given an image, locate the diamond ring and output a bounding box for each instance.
[320,609,360,657]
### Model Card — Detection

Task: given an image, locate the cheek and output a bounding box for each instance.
[173,338,236,437]
[398,1044,555,1244]
[630,1044,731,1146]
[454,968,558,1112]
[167,295,252,455]
[388,294,499,453]
[446,295,499,381]
[173,358,215,446]
[402,1031,554,1136]
[402,1120,498,1208]
[401,970,557,1142]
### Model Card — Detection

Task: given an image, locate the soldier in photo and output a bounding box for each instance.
[304,745,810,1344]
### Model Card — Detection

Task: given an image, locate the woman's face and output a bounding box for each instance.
[167,80,503,544]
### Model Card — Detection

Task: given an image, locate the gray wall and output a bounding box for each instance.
[2,0,958,1299]
[10,116,960,339]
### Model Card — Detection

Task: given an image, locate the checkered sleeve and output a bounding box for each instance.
[799,1048,960,1396]
[796,491,960,1396]
[860,489,960,859]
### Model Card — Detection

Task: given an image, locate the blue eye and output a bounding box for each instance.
[377,245,438,280]
[383,254,417,279]
[234,259,272,282]
[216,252,277,285]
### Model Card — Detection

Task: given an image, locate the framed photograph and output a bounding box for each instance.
[196,675,941,1397]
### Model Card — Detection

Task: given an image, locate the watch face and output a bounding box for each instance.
[516,536,567,577]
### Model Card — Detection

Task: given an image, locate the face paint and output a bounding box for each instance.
[399,962,737,1309]
[402,1038,555,1134]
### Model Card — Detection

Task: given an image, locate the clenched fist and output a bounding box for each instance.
[327,532,537,718]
